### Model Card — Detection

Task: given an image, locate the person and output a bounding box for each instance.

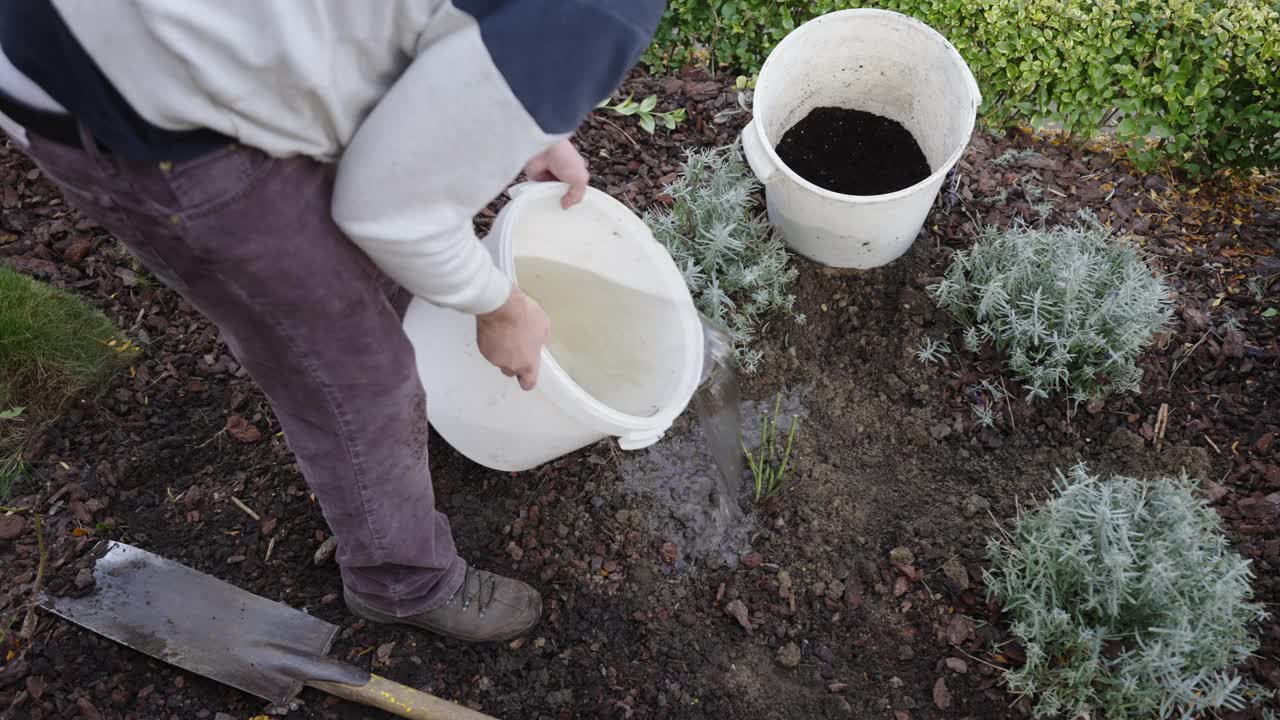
[0,0,667,642]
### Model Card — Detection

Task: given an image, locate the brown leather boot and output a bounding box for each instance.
[344,565,541,642]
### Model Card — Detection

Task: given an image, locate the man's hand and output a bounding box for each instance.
[476,286,551,391]
[524,139,590,209]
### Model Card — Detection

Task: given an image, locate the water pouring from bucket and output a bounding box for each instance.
[740,8,982,269]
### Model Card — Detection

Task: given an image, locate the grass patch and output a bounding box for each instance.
[744,393,800,503]
[0,266,135,498]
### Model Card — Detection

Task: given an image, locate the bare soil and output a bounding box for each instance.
[1,69,1277,720]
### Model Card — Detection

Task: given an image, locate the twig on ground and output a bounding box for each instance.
[1153,403,1170,450]
[598,117,638,148]
[19,513,47,641]
[230,496,261,522]
[1169,330,1211,385]
[951,644,1008,673]
[1000,378,1016,432]
[1203,434,1221,454]
[0,505,30,514]
[264,536,277,563]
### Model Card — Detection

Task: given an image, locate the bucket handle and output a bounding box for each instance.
[740,121,779,186]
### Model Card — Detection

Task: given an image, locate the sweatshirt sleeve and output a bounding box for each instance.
[331,0,666,315]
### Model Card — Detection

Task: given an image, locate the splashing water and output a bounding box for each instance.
[694,313,745,534]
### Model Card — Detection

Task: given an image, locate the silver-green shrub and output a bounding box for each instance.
[929,213,1173,403]
[645,146,798,372]
[985,465,1266,720]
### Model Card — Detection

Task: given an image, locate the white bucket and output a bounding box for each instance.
[403,182,704,472]
[740,8,981,269]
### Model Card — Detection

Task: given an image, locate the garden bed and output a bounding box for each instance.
[0,70,1276,720]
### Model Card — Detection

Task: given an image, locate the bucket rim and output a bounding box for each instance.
[749,7,982,204]
[493,181,704,436]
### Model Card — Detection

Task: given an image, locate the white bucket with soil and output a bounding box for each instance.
[740,8,981,268]
[403,182,705,472]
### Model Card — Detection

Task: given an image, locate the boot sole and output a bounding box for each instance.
[344,590,542,643]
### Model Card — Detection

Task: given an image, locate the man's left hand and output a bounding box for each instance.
[524,139,589,209]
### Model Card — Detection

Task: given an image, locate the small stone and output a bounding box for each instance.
[375,641,396,667]
[64,237,93,264]
[590,496,605,509]
[0,514,25,541]
[73,567,95,589]
[776,642,802,668]
[724,599,752,633]
[892,576,910,597]
[545,689,574,707]
[824,695,855,716]
[777,570,793,593]
[889,546,915,566]
[929,423,951,440]
[933,677,952,709]
[1182,307,1210,332]
[945,657,968,674]
[897,644,915,660]
[962,495,991,518]
[614,509,631,524]
[827,579,845,601]
[941,558,970,592]
[1256,433,1274,454]
[556,523,570,538]
[813,645,835,665]
[741,552,764,569]
[507,541,524,562]
[313,535,338,565]
[659,542,679,564]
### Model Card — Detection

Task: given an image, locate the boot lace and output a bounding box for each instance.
[445,566,497,615]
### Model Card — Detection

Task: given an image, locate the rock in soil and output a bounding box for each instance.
[941,557,970,592]
[889,546,915,566]
[313,535,338,565]
[776,642,802,669]
[0,514,25,540]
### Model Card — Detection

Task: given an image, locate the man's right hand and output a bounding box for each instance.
[476,286,550,391]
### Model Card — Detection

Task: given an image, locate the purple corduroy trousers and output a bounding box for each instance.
[13,126,464,616]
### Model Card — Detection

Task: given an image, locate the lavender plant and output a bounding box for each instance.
[986,465,1266,719]
[645,146,798,372]
[915,337,952,366]
[928,212,1172,402]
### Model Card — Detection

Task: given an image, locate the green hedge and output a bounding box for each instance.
[646,0,1280,172]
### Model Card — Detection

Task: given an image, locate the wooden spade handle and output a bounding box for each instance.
[308,675,496,720]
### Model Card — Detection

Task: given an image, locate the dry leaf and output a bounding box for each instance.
[225,415,262,443]
[933,677,952,709]
[944,614,976,646]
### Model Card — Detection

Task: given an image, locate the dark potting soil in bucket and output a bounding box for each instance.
[774,107,931,196]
